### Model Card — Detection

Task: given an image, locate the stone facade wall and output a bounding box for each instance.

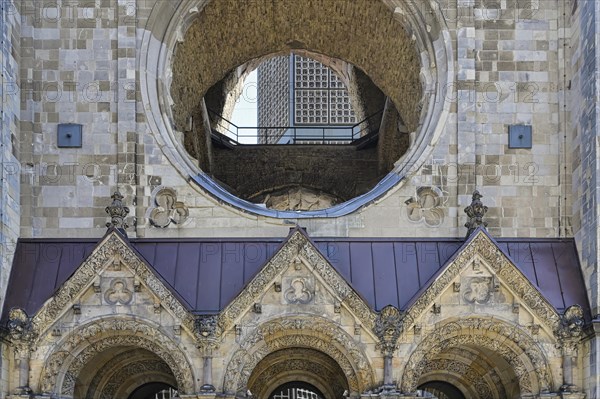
[0,0,21,314]
[569,0,600,316]
[10,0,572,240]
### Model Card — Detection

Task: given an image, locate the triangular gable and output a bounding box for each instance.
[217,227,377,333]
[30,229,195,337]
[405,228,561,330]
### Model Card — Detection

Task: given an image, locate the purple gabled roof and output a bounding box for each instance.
[2,230,590,320]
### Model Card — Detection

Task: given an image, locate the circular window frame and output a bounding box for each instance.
[139,0,454,219]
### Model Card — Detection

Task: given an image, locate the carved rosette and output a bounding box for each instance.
[554,304,585,355]
[373,305,403,356]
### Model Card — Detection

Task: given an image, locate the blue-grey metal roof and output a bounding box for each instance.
[2,230,590,320]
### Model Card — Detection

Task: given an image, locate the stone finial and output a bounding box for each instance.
[105,191,129,230]
[464,190,488,237]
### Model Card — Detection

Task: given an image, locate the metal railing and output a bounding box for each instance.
[207,109,383,145]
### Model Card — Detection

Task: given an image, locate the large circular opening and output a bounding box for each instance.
[141,0,453,217]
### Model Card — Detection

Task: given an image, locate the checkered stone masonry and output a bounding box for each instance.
[0,0,20,321]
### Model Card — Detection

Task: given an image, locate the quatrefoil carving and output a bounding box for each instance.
[405,186,445,227]
[284,278,313,304]
[104,278,133,305]
[149,187,189,228]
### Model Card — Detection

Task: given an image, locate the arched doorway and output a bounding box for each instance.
[268,382,325,399]
[76,347,178,399]
[247,348,349,399]
[402,319,553,398]
[418,381,465,399]
[128,383,178,399]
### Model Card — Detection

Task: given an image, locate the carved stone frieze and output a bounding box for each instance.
[149,187,189,228]
[31,232,196,340]
[38,318,195,395]
[223,316,375,395]
[218,231,376,335]
[401,318,552,395]
[405,231,560,333]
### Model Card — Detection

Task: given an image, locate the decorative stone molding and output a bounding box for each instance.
[405,186,445,227]
[105,191,129,230]
[401,318,553,395]
[38,318,195,395]
[149,187,189,228]
[218,230,376,335]
[223,316,375,395]
[464,190,488,236]
[373,305,403,356]
[405,230,560,333]
[31,232,196,339]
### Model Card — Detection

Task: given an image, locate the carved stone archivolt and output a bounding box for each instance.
[86,349,175,399]
[405,230,560,333]
[218,230,376,335]
[223,316,375,395]
[149,187,189,228]
[248,348,348,399]
[401,318,553,395]
[30,232,196,339]
[38,318,195,395]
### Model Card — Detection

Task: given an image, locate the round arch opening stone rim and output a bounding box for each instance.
[139,0,454,218]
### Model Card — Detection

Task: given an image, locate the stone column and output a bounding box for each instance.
[201,348,216,392]
[196,315,219,394]
[7,309,34,395]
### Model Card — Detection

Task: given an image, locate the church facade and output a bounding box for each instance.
[0,0,599,398]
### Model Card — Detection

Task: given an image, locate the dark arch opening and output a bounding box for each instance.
[419,381,466,399]
[268,382,325,399]
[128,383,177,399]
